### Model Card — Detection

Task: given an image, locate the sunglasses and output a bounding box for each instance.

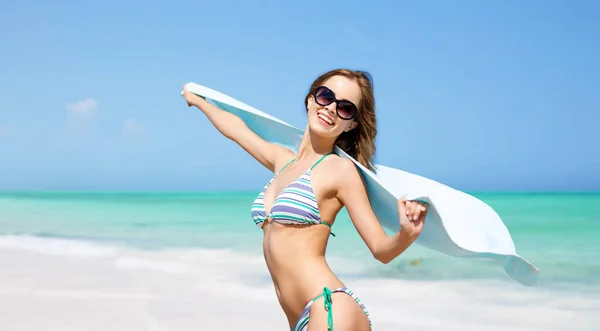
[313,86,358,120]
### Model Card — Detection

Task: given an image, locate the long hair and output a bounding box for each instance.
[304,69,377,171]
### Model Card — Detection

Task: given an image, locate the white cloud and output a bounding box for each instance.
[66,98,98,115]
[121,117,144,136]
[65,98,99,134]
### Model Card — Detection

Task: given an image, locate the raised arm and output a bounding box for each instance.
[182,86,290,172]
[335,158,427,264]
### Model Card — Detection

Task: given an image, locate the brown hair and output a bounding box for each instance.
[304,69,377,171]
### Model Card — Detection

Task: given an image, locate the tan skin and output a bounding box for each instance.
[182,75,428,330]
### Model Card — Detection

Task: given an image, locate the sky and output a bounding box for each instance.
[0,0,598,192]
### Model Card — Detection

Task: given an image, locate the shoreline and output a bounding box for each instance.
[0,239,597,330]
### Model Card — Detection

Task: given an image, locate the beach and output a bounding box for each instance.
[0,238,597,331]
[0,192,599,330]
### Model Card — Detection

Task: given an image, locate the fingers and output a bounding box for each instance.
[411,202,421,221]
[182,84,195,107]
[398,198,429,228]
[402,200,428,222]
[397,196,407,212]
[402,200,416,221]
[416,201,428,221]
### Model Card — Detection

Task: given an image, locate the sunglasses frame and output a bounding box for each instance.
[312,86,358,120]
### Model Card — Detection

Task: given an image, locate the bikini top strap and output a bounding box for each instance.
[309,152,333,171]
[276,157,296,175]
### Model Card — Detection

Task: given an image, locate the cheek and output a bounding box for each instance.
[342,121,354,132]
[306,105,317,118]
[306,100,316,113]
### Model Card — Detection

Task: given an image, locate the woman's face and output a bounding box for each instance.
[306,75,360,139]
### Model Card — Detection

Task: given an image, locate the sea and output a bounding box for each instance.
[1,191,599,297]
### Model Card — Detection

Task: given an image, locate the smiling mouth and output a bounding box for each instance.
[317,113,334,126]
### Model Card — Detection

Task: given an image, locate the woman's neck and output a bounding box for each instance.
[295,124,337,162]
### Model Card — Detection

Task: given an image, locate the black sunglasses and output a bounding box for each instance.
[313,86,358,120]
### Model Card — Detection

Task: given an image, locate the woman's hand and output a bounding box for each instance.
[402,199,428,222]
[398,198,427,238]
[182,84,200,107]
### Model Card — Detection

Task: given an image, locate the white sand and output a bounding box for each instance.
[0,238,597,330]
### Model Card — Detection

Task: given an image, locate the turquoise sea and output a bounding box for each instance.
[1,191,599,295]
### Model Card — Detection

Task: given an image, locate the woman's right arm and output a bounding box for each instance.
[334,158,426,264]
[182,86,289,173]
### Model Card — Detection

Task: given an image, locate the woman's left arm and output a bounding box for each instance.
[336,159,427,264]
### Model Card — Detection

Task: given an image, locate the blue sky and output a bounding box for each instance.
[1,0,598,192]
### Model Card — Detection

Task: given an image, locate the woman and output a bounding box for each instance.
[182,69,428,331]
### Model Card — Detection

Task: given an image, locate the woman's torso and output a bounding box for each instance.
[250,153,345,324]
[262,221,343,324]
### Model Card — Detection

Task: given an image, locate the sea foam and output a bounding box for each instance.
[0,235,118,258]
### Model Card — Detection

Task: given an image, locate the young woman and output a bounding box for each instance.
[182,69,428,331]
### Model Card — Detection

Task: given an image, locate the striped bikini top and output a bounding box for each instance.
[251,153,335,236]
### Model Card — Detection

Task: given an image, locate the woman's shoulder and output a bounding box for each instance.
[316,155,368,200]
[325,154,355,169]
[321,154,361,183]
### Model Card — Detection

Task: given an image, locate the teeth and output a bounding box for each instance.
[318,114,333,125]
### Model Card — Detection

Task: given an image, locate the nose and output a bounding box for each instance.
[324,102,337,116]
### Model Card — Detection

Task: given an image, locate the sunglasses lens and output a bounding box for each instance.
[315,87,334,106]
[337,101,357,119]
